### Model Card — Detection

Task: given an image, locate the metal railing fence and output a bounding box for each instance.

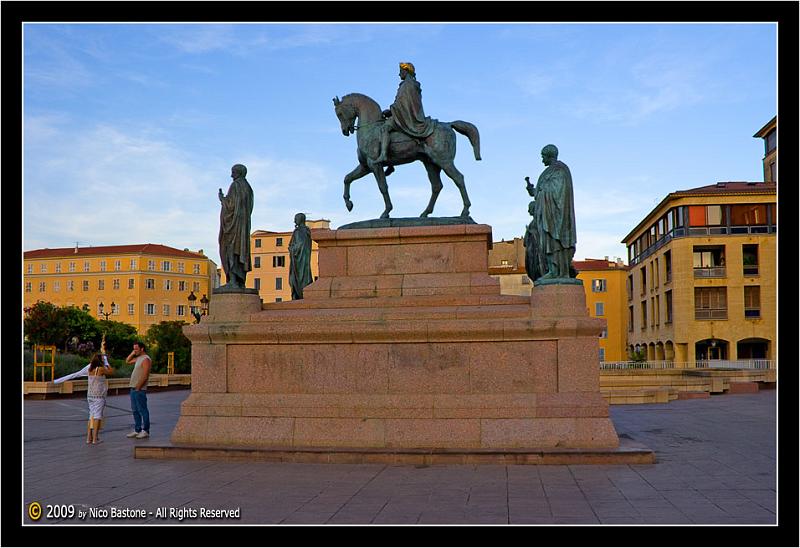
[600,360,775,370]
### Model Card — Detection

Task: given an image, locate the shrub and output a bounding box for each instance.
[24,350,90,382]
[629,349,648,362]
[24,350,135,382]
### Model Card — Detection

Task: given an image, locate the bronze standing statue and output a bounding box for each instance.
[218,164,254,290]
[288,213,313,300]
[523,198,544,283]
[333,62,482,220]
[525,145,579,283]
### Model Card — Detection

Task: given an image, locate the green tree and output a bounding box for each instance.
[23,301,69,347]
[145,320,192,373]
[61,305,101,353]
[99,320,139,359]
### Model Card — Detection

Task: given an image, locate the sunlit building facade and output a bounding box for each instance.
[24,244,217,334]
[574,258,629,363]
[622,182,776,364]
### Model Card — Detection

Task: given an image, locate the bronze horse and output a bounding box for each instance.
[333,93,481,219]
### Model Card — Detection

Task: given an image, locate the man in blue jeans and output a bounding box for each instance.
[125,341,151,439]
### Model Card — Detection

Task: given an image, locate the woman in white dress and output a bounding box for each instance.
[54,351,113,444]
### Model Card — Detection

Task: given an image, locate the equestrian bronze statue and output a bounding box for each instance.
[333,63,481,219]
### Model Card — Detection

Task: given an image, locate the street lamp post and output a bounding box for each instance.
[98,301,115,322]
[188,291,209,324]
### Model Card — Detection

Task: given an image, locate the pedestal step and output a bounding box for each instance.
[138,438,655,465]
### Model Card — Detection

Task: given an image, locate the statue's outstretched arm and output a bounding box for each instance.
[525,176,536,197]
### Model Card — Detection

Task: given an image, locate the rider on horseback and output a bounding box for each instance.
[376,62,435,165]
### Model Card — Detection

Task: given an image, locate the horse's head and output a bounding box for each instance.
[333,95,356,137]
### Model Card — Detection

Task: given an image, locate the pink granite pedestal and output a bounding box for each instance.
[149,224,651,464]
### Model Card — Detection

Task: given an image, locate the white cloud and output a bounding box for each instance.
[568,48,713,126]
[516,71,555,97]
[179,63,218,75]
[574,230,628,264]
[24,40,94,90]
[157,25,240,54]
[23,117,337,265]
[24,120,217,255]
[156,24,380,57]
[234,155,338,232]
[574,182,659,222]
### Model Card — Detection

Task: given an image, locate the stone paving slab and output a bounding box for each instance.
[20,388,777,528]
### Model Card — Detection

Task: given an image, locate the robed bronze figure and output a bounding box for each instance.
[525,145,578,283]
[377,62,435,165]
[218,164,254,289]
[288,213,313,300]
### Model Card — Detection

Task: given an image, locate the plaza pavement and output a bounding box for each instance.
[22,388,777,526]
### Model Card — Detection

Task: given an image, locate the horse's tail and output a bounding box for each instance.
[449,120,482,161]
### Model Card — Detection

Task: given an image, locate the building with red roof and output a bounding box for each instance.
[24,243,218,334]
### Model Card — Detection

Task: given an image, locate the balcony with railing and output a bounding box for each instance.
[693,266,726,279]
[743,264,759,276]
[694,307,727,320]
[627,203,775,267]
[744,306,760,319]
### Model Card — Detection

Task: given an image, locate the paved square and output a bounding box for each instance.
[22,388,776,525]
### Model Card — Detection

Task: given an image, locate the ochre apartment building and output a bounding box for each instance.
[24,244,217,334]
[573,258,629,363]
[622,118,776,365]
[753,116,776,183]
[622,182,775,364]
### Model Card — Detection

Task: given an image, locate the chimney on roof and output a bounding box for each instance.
[198,249,203,255]
[604,256,609,261]
[74,244,78,254]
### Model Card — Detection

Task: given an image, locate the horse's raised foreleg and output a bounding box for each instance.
[442,162,472,218]
[343,163,371,212]
[420,160,443,217]
[372,166,393,219]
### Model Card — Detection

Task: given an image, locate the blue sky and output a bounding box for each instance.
[23,23,776,265]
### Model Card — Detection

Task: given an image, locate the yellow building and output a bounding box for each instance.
[753,116,776,183]
[487,237,531,296]
[488,239,629,362]
[574,258,630,363]
[621,181,776,365]
[24,244,217,334]
[220,219,330,302]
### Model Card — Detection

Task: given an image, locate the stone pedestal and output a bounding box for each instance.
[165,224,636,462]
